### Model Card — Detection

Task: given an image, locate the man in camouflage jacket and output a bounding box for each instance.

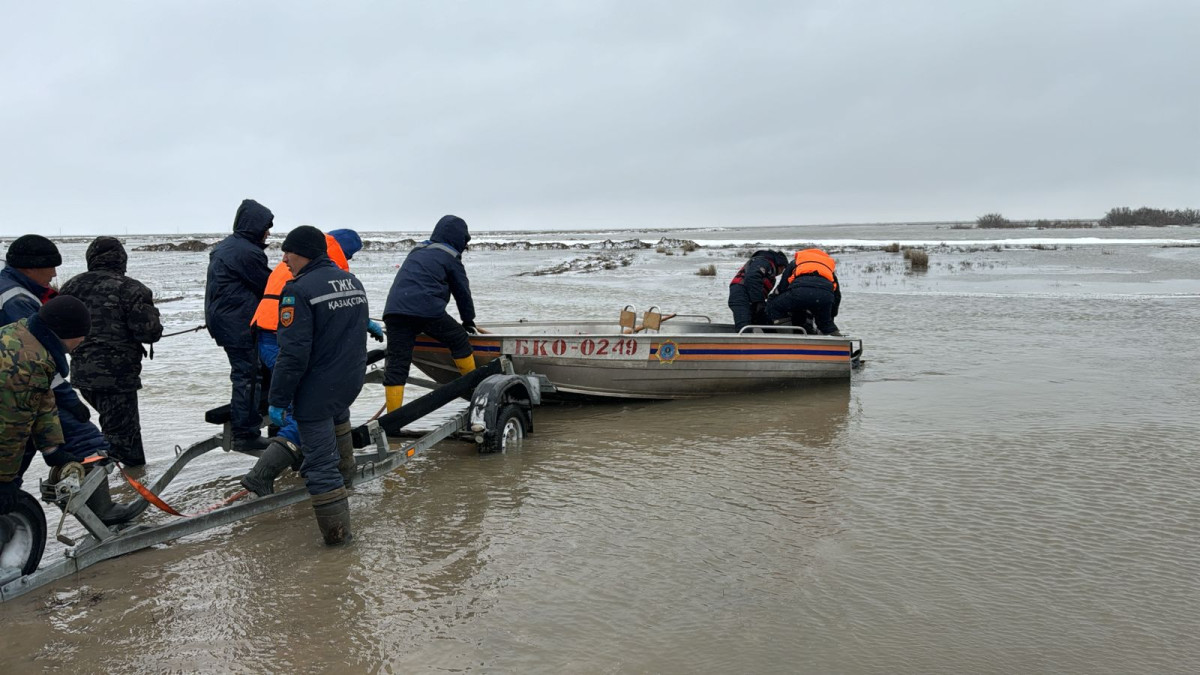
[60,237,163,465]
[0,297,89,508]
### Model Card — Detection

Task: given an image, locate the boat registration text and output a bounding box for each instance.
[502,337,649,360]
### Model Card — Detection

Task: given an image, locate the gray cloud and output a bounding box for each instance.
[1,0,1197,235]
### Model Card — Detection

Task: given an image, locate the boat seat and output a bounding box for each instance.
[629,308,676,334]
[619,305,636,334]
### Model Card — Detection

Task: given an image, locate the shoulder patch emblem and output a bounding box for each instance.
[280,307,294,327]
[281,296,296,306]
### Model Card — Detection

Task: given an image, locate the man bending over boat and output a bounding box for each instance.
[727,249,788,332]
[381,215,478,413]
[766,249,843,336]
[267,226,369,545]
[240,228,380,497]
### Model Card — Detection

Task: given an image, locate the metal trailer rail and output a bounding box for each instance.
[0,358,546,604]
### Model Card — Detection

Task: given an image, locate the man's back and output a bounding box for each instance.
[60,237,162,392]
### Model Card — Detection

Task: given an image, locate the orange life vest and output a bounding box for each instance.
[251,234,350,331]
[786,249,837,289]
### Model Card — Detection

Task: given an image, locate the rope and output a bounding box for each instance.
[160,324,206,339]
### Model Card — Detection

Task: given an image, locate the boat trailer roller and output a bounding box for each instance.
[0,357,545,604]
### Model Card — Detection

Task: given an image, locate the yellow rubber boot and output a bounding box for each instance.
[453,355,477,376]
[384,385,405,413]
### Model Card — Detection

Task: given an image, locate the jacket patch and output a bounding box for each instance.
[280,307,294,327]
[281,296,295,305]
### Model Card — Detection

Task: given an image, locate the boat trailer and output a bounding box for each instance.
[0,357,547,604]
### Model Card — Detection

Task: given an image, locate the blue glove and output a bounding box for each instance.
[269,405,288,427]
[367,320,384,342]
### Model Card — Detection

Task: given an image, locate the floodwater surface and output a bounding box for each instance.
[2,223,1199,673]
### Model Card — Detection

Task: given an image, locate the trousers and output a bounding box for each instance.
[78,388,144,465]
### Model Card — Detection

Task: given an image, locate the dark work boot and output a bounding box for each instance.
[334,422,355,488]
[239,440,301,497]
[85,475,147,526]
[233,434,271,454]
[311,488,352,546]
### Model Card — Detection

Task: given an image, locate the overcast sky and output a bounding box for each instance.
[2,1,1197,235]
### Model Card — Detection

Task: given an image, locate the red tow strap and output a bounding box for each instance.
[112,461,248,518]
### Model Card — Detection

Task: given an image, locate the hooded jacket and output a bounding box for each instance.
[60,237,163,391]
[205,200,273,348]
[383,215,476,322]
[729,249,788,304]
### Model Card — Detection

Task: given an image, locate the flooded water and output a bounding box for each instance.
[3,223,1200,673]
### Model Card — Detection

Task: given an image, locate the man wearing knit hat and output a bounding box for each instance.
[2,236,115,469]
[241,227,380,497]
[264,225,369,545]
[204,199,274,453]
[1,234,63,326]
[0,296,144,525]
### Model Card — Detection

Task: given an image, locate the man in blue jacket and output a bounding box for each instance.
[205,199,274,452]
[268,226,368,545]
[381,215,478,412]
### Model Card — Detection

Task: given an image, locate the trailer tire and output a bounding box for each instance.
[481,403,527,454]
[0,490,46,577]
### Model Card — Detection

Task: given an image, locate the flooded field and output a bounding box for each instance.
[3,222,1200,673]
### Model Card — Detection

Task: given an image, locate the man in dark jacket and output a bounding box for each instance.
[60,237,164,465]
[727,249,788,332]
[204,199,274,452]
[267,226,368,545]
[381,215,478,413]
[0,295,144,525]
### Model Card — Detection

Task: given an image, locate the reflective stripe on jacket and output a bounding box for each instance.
[251,235,349,331]
[787,249,838,290]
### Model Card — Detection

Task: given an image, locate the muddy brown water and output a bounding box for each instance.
[3,224,1199,673]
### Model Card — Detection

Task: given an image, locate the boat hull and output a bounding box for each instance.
[410,320,861,400]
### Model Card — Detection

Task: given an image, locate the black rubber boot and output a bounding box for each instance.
[335,422,355,488]
[312,488,352,546]
[239,440,301,497]
[85,476,147,526]
[233,434,271,454]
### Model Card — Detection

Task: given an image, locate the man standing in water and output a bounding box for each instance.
[205,199,274,453]
[60,237,164,466]
[268,226,368,545]
[240,228,381,497]
[381,215,478,412]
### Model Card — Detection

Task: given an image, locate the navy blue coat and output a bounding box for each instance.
[383,215,476,323]
[205,200,273,348]
[0,265,50,327]
[269,256,368,421]
[1,266,108,460]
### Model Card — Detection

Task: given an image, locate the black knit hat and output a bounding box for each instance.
[38,295,91,340]
[6,234,62,269]
[281,226,327,260]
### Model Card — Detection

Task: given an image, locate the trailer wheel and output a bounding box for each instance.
[481,403,527,454]
[0,490,46,577]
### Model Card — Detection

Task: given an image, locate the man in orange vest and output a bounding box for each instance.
[240,228,383,496]
[766,248,843,335]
